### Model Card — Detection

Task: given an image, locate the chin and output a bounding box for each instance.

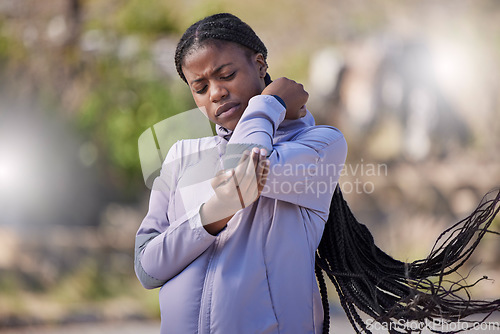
[222,112,245,131]
[223,121,238,131]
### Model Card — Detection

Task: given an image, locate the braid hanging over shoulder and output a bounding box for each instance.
[316,186,500,334]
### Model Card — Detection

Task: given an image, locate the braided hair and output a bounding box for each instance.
[316,186,500,333]
[175,13,267,84]
[175,13,500,334]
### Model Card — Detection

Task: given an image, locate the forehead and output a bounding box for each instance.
[182,42,252,78]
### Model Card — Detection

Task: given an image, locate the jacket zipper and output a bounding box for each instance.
[198,139,227,334]
[198,232,227,334]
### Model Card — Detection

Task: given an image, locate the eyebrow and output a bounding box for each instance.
[190,63,233,85]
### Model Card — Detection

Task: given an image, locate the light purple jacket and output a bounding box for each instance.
[135,95,347,334]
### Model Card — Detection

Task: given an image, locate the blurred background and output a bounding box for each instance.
[0,0,499,332]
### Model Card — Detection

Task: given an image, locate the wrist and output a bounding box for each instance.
[270,95,286,109]
[200,197,238,234]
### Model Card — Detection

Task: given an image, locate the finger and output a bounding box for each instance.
[238,148,260,206]
[246,147,259,179]
[299,105,307,118]
[231,169,246,209]
[258,160,270,193]
[233,149,252,184]
[236,149,251,167]
[235,147,258,184]
[251,147,260,170]
[255,148,267,177]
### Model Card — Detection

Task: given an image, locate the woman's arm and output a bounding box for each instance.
[228,88,347,219]
[134,142,217,289]
[200,147,269,234]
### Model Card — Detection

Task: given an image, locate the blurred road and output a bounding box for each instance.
[2,316,500,333]
[1,321,161,334]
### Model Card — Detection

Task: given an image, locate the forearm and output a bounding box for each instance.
[224,95,285,167]
[200,185,237,235]
[200,200,233,235]
[135,144,218,288]
[135,208,217,288]
[225,95,348,214]
[261,127,347,216]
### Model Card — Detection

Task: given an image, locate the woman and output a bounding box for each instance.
[135,13,500,334]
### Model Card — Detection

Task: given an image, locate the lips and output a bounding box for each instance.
[216,102,240,117]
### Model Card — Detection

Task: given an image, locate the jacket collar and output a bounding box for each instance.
[216,125,233,141]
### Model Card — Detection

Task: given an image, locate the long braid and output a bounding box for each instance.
[315,263,330,334]
[315,186,500,333]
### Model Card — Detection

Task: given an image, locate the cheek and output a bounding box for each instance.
[249,72,266,94]
[237,73,264,98]
[191,95,216,120]
[191,94,207,109]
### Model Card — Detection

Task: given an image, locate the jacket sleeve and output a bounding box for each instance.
[134,142,217,289]
[228,95,348,218]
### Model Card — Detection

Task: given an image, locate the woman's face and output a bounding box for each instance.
[181,41,268,131]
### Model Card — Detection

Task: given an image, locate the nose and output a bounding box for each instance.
[210,83,228,103]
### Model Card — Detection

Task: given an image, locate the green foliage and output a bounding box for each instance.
[77,49,192,194]
[0,20,7,63]
[183,0,227,25]
[0,20,27,67]
[0,256,160,322]
[0,271,21,295]
[57,259,119,301]
[115,0,180,35]
[275,51,310,83]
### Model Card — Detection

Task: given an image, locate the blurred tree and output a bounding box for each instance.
[114,0,180,35]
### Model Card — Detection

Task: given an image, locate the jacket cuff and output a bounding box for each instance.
[270,94,286,109]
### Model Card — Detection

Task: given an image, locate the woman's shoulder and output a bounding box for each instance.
[284,124,345,148]
[164,135,220,161]
[300,124,343,135]
[161,135,224,178]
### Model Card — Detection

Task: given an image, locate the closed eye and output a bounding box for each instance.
[195,85,208,94]
[221,72,235,80]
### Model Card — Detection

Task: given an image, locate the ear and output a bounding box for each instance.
[254,53,268,78]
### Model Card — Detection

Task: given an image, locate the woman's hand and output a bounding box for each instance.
[261,77,309,120]
[200,147,269,235]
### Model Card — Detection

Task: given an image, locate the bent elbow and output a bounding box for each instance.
[134,252,166,290]
[139,279,163,290]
